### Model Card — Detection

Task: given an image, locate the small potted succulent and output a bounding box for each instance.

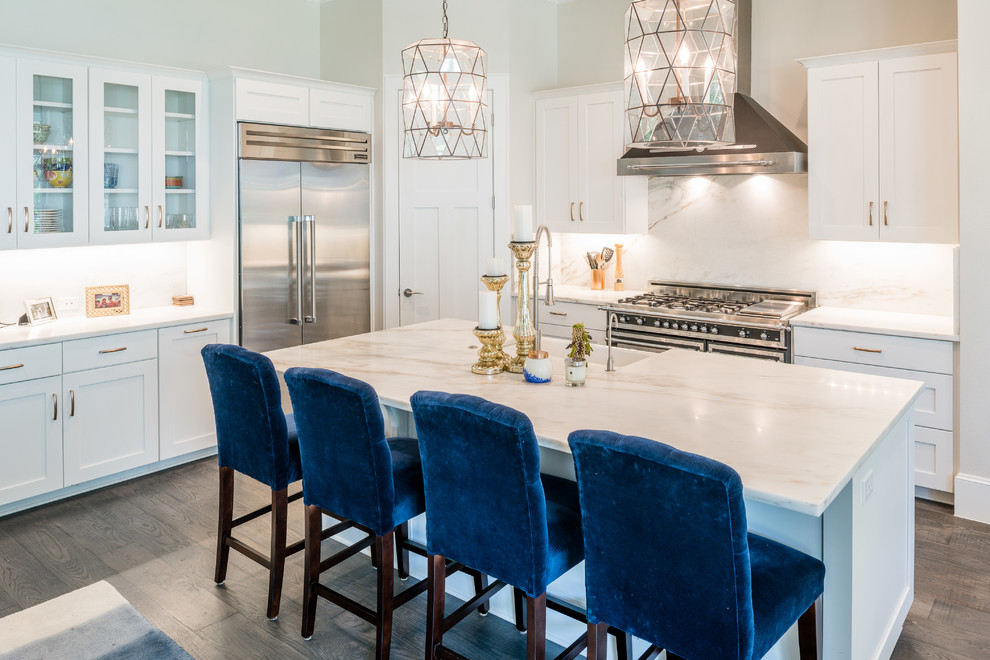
[564,323,593,387]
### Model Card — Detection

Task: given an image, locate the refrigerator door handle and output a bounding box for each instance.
[303,215,317,323]
[288,216,303,325]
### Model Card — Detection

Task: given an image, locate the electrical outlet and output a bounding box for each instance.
[57,296,80,313]
[861,469,875,505]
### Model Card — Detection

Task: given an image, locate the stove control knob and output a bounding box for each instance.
[738,329,748,338]
[618,315,627,323]
[654,320,662,328]
[635,317,643,325]
[710,327,719,335]
[700,325,709,333]
[680,323,689,331]
[662,320,670,328]
[690,324,698,332]
[760,331,769,341]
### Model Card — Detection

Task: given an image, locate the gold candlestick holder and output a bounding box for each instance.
[481,273,511,368]
[508,241,537,373]
[472,327,505,375]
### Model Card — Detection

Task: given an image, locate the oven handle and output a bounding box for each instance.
[610,332,705,353]
[706,343,787,361]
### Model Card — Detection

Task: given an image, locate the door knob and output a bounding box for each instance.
[403,288,424,298]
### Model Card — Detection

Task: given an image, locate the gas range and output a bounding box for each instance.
[601,281,817,362]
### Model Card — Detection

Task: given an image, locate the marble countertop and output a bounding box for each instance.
[791,306,957,341]
[0,307,234,350]
[264,318,922,517]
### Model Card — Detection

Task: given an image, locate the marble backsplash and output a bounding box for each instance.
[554,174,956,316]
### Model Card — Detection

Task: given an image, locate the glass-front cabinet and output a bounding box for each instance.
[153,76,207,241]
[0,55,15,251]
[89,69,152,243]
[16,59,88,248]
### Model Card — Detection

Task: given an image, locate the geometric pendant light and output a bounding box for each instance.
[624,0,737,150]
[401,1,488,159]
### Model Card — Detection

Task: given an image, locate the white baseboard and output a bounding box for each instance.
[953,473,990,522]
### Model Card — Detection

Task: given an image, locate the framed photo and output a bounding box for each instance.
[85,284,130,318]
[24,297,57,325]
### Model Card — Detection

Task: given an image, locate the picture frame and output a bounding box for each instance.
[24,297,57,325]
[85,284,130,318]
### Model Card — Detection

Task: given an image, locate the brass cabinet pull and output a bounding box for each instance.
[883,200,888,226]
[853,346,883,353]
[548,311,568,317]
[569,202,575,222]
[70,389,75,417]
[24,207,29,233]
[52,393,57,421]
[183,327,208,334]
[579,201,584,221]
[158,205,163,228]
[98,347,127,354]
[868,201,873,227]
[0,363,24,371]
[145,205,150,229]
[6,207,11,234]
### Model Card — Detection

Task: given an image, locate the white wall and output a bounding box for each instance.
[955,0,990,522]
[552,0,957,315]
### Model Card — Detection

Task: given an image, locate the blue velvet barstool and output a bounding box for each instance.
[411,391,601,660]
[201,343,304,621]
[285,367,472,660]
[568,430,826,660]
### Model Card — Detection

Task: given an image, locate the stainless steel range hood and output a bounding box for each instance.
[617,0,807,177]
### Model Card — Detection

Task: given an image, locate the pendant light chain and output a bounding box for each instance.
[442,0,448,39]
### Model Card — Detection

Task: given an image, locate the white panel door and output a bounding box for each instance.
[0,55,15,251]
[808,61,879,241]
[158,320,230,460]
[879,52,958,243]
[63,360,158,486]
[535,95,578,232]
[578,89,625,234]
[398,95,495,327]
[0,376,62,506]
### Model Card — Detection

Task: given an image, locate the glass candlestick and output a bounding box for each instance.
[481,273,511,368]
[507,241,537,373]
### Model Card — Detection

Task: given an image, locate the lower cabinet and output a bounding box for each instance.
[536,300,607,343]
[0,375,62,506]
[158,320,229,460]
[62,360,159,487]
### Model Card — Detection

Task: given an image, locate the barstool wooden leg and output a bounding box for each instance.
[301,504,322,639]
[215,466,234,585]
[525,592,547,660]
[395,522,410,580]
[513,587,527,632]
[376,532,395,660]
[587,622,607,660]
[474,572,490,615]
[425,554,447,660]
[613,629,634,660]
[267,487,289,620]
[798,600,820,660]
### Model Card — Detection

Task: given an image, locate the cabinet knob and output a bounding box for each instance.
[579,201,584,222]
[883,200,888,227]
[53,393,58,421]
[868,201,873,227]
[6,207,11,234]
[158,205,164,229]
[570,202,575,222]
[145,205,150,230]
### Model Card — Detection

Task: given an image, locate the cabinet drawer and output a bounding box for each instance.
[63,330,157,373]
[793,326,952,374]
[795,356,953,431]
[538,301,605,333]
[236,78,309,125]
[915,426,953,492]
[0,344,61,386]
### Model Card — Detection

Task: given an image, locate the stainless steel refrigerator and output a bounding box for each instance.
[238,122,371,352]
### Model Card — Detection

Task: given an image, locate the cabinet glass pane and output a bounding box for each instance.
[164,90,196,230]
[33,75,74,235]
[103,83,141,232]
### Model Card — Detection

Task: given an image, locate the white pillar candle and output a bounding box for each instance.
[478,291,499,329]
[513,205,534,242]
[485,257,504,276]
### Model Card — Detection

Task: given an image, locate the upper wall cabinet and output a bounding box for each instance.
[802,41,958,244]
[534,83,647,234]
[228,69,374,132]
[17,58,89,249]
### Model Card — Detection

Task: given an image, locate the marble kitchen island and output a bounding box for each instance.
[265,319,923,660]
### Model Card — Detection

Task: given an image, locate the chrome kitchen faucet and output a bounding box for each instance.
[532,224,555,349]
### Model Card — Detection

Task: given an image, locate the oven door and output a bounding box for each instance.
[706,342,788,362]
[610,330,706,353]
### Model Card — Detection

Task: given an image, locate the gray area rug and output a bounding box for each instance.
[0,581,192,659]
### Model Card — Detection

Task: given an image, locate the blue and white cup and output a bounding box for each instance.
[523,351,553,384]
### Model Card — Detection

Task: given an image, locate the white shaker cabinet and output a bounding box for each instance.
[61,331,159,487]
[802,41,958,243]
[158,320,229,460]
[0,55,15,250]
[535,83,647,235]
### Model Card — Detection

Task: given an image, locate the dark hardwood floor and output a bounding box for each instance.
[0,458,987,659]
